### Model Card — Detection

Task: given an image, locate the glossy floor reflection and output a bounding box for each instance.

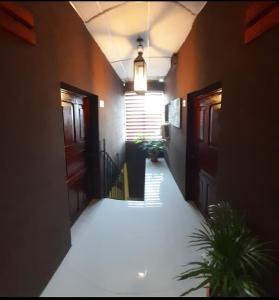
[41,158,206,297]
[127,171,164,208]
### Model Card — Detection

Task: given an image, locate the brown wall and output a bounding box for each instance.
[165,1,279,294]
[0,1,124,296]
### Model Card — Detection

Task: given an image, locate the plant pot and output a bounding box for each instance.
[206,287,221,297]
[149,152,158,162]
[206,287,211,297]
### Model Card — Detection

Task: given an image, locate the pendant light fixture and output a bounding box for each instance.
[133,37,147,92]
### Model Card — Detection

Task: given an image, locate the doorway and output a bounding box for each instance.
[60,84,100,225]
[186,84,222,217]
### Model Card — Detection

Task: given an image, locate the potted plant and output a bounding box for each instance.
[134,137,167,162]
[176,201,274,297]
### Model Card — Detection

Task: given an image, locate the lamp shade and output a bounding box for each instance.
[133,40,147,92]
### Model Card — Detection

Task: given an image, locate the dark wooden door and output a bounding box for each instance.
[61,89,88,225]
[191,90,222,216]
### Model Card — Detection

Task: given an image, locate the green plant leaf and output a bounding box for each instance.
[176,200,273,297]
[179,279,210,296]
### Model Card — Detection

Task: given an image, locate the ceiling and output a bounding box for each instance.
[70,1,206,82]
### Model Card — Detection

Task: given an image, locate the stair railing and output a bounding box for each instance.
[100,140,124,199]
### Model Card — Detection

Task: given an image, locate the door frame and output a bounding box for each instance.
[185,81,222,203]
[60,82,101,199]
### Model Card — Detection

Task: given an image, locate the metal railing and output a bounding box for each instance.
[101,140,124,200]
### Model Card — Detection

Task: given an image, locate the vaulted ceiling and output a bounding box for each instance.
[70,1,206,82]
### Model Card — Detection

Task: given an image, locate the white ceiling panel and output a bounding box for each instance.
[70,1,207,82]
[147,57,171,79]
[111,61,131,81]
[99,2,126,12]
[70,1,99,21]
[104,2,148,36]
[71,1,125,22]
[149,2,195,56]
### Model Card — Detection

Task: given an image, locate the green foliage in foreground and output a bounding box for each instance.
[177,201,274,297]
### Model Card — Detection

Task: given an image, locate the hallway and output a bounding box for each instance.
[1,0,278,296]
[41,159,205,297]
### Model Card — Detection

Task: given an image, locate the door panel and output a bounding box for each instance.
[61,89,89,225]
[191,90,222,216]
[62,102,75,146]
[78,105,85,140]
[209,103,221,147]
[199,108,206,141]
[198,170,217,214]
[64,146,85,179]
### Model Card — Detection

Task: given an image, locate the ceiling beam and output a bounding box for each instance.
[173,2,196,16]
[85,2,128,24]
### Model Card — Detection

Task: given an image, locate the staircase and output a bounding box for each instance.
[100,144,128,200]
[100,140,147,201]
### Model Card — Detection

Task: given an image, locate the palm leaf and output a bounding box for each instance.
[176,201,273,297]
[180,279,210,296]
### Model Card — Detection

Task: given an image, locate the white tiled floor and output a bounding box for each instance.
[41,158,206,297]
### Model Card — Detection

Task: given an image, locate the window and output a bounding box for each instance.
[125,92,165,141]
